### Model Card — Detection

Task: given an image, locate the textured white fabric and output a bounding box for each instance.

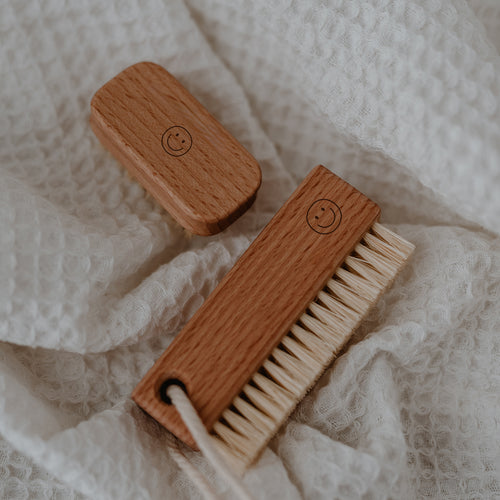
[1,0,500,498]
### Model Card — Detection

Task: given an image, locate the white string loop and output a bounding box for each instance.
[165,432,219,500]
[167,385,254,500]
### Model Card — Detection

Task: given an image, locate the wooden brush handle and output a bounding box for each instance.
[90,62,261,235]
[132,166,380,447]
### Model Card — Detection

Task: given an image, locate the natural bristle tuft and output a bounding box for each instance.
[210,223,414,473]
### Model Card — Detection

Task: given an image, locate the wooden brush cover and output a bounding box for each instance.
[90,62,261,235]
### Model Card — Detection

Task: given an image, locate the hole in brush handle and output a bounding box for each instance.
[159,379,188,405]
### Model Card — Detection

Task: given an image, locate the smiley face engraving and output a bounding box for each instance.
[306,199,342,234]
[161,126,192,157]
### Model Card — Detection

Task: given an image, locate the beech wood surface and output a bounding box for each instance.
[90,62,261,235]
[132,166,380,447]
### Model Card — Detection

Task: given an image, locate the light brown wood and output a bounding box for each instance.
[90,62,261,235]
[132,166,380,447]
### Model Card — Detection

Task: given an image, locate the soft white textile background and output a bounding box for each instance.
[1,0,499,498]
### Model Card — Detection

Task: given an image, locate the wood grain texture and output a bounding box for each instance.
[90,62,261,235]
[132,166,380,447]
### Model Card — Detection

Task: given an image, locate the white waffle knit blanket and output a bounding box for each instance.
[1,1,499,498]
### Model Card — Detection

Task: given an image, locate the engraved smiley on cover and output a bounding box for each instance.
[162,126,192,157]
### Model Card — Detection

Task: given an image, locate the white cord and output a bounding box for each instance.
[167,385,254,500]
[165,432,220,500]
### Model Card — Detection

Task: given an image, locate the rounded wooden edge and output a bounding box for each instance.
[90,61,262,236]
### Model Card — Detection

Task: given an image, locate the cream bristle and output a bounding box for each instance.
[355,243,399,275]
[232,397,275,432]
[325,279,366,313]
[262,358,303,393]
[220,408,265,440]
[212,421,253,455]
[316,291,359,324]
[242,383,284,415]
[280,336,322,370]
[252,373,293,409]
[335,267,379,301]
[372,222,414,255]
[290,324,328,353]
[210,223,415,473]
[299,313,345,346]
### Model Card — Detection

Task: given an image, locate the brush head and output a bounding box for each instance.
[210,221,414,472]
[132,166,414,472]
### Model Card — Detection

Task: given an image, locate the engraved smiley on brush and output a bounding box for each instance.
[161,126,192,157]
[306,199,342,234]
